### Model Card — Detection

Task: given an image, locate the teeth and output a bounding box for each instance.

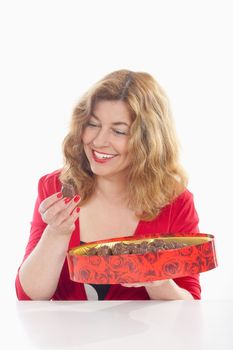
[94,151,115,159]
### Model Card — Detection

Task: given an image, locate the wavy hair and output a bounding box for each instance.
[60,69,188,220]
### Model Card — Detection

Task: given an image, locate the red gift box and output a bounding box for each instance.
[67,232,217,284]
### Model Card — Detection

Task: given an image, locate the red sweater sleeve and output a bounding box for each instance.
[169,190,201,299]
[15,172,60,300]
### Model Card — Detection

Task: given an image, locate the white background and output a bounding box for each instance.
[0,0,232,301]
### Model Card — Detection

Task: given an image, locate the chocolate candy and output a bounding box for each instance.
[87,247,98,256]
[96,245,112,256]
[85,240,187,256]
[61,183,76,198]
[112,243,131,255]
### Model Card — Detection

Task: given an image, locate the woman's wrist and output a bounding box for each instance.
[42,226,72,257]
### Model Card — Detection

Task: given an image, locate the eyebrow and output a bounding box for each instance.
[91,113,130,127]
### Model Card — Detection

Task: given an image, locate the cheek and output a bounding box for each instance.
[82,129,93,144]
[118,140,130,155]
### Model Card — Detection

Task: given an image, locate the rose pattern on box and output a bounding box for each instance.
[67,233,217,284]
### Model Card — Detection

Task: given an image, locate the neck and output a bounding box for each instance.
[95,175,128,204]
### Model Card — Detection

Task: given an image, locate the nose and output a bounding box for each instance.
[92,127,110,148]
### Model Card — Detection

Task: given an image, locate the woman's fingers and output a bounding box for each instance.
[121,283,147,288]
[49,205,80,235]
[42,194,81,236]
[60,206,81,233]
[39,192,81,225]
[38,192,63,215]
[54,196,81,226]
[121,281,166,288]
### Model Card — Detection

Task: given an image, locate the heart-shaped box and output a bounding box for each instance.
[67,232,217,284]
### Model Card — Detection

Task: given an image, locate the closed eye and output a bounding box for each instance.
[86,121,128,135]
[113,129,128,135]
[87,122,100,128]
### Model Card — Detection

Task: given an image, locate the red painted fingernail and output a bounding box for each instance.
[64,197,72,204]
[76,207,80,213]
[57,192,62,198]
[74,195,81,203]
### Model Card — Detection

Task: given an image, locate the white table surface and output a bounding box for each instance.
[2,300,233,350]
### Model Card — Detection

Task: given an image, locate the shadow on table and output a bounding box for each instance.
[16,301,156,348]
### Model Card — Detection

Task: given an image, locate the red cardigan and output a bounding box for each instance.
[15,170,201,300]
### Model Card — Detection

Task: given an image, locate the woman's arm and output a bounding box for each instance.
[19,226,73,300]
[18,191,80,300]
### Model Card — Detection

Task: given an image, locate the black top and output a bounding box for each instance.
[80,241,111,300]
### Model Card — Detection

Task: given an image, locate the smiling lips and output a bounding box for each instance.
[92,150,117,163]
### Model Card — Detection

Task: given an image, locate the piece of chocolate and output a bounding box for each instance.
[150,239,166,249]
[86,247,98,256]
[112,243,131,255]
[61,183,76,198]
[96,245,112,256]
[85,239,187,256]
[128,243,138,254]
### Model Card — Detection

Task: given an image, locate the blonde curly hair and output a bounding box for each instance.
[60,69,188,220]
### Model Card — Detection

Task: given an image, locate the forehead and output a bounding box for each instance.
[92,100,132,124]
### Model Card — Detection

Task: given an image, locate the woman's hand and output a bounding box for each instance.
[121,279,193,300]
[39,192,81,236]
[121,280,169,288]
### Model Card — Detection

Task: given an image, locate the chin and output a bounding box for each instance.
[91,167,128,179]
[91,168,116,177]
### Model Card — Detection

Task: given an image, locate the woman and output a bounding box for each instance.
[16,69,201,300]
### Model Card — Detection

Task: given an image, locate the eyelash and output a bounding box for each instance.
[86,122,127,136]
